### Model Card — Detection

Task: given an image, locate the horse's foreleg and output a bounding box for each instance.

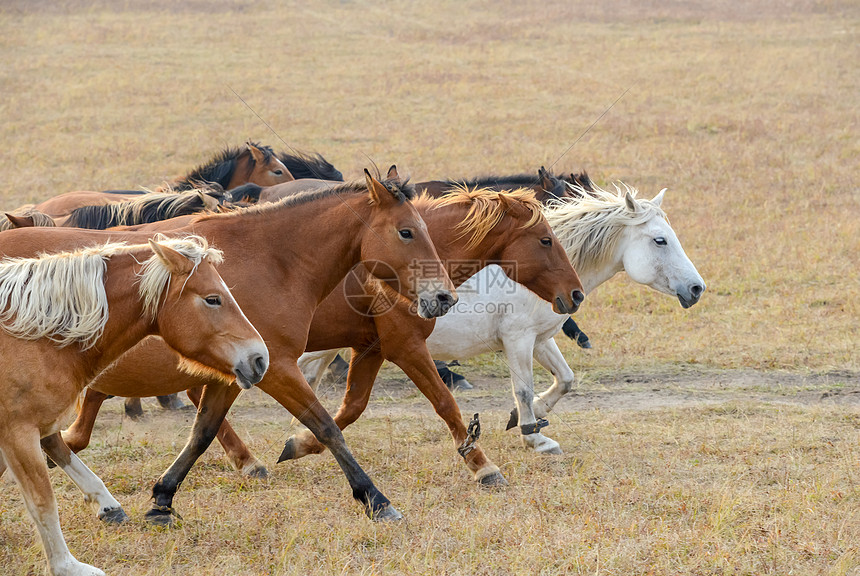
[282,348,383,459]
[62,388,109,453]
[40,433,128,524]
[184,386,267,478]
[156,394,186,411]
[145,382,241,526]
[268,360,400,522]
[388,344,506,487]
[503,337,563,455]
[531,337,576,419]
[1,430,105,576]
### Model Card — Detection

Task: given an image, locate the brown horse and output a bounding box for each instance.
[36,171,456,524]
[24,142,292,220]
[0,235,267,576]
[63,178,585,490]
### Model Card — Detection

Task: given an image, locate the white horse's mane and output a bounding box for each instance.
[0,235,221,349]
[543,183,667,274]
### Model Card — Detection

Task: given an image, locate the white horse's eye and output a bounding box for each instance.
[654,237,667,246]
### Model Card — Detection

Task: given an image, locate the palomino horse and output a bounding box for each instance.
[54,171,456,523]
[0,235,267,576]
[403,184,704,453]
[24,142,292,220]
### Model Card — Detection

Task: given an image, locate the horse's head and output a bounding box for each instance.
[359,169,457,319]
[618,189,706,308]
[493,193,585,314]
[146,237,269,389]
[242,142,294,188]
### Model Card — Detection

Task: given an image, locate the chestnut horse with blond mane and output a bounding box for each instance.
[0,235,267,576]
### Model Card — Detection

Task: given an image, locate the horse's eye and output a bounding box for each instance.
[399,229,414,240]
[540,237,552,247]
[273,169,284,176]
[204,295,222,307]
[654,237,667,246]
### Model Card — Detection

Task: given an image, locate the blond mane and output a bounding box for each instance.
[0,235,221,349]
[415,185,544,250]
[0,207,57,231]
[544,183,667,273]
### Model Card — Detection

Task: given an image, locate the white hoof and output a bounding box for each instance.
[521,433,563,455]
[53,557,106,576]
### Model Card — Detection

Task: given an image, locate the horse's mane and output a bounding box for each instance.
[415,185,543,250]
[0,235,221,349]
[193,177,416,223]
[544,183,667,273]
[447,174,540,189]
[278,151,344,181]
[173,142,277,190]
[64,189,223,229]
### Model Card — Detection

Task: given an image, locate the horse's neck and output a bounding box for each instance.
[81,255,155,376]
[424,206,512,288]
[571,239,624,294]
[225,155,249,190]
[201,195,366,304]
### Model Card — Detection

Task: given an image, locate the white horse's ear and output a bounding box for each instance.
[652,188,666,207]
[624,190,638,212]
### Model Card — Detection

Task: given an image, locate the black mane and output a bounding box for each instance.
[449,174,540,189]
[278,151,344,181]
[64,190,226,229]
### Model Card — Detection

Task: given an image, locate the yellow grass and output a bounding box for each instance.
[0,1,858,574]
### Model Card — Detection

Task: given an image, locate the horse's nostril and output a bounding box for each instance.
[437,292,454,305]
[571,290,585,307]
[252,354,267,376]
[691,284,703,298]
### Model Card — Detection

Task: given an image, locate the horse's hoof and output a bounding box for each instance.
[478,471,508,488]
[505,408,519,431]
[124,405,144,420]
[144,508,178,527]
[451,377,473,391]
[277,438,297,463]
[242,462,269,479]
[157,394,187,411]
[46,454,57,469]
[99,507,129,524]
[370,504,403,522]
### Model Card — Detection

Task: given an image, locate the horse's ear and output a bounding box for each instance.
[149,240,195,275]
[624,190,638,212]
[386,165,400,181]
[365,169,394,204]
[651,188,666,207]
[247,142,266,165]
[5,213,35,228]
[496,193,513,210]
[198,190,221,211]
[538,166,553,191]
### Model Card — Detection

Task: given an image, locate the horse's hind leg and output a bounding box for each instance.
[503,337,563,455]
[0,430,105,576]
[184,386,267,478]
[123,397,144,419]
[146,382,242,526]
[40,433,128,524]
[62,388,109,453]
[156,394,186,411]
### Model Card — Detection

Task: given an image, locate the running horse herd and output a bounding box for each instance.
[0,142,705,576]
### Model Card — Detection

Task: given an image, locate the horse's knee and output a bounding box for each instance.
[558,374,575,395]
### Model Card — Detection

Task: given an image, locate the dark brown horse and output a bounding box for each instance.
[23,142,292,220]
[35,171,456,524]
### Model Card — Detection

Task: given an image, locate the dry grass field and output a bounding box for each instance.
[0,1,858,574]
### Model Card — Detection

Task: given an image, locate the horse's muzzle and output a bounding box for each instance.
[554,290,585,315]
[677,282,706,309]
[417,289,458,319]
[234,348,269,389]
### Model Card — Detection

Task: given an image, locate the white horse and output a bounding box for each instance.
[300,183,704,454]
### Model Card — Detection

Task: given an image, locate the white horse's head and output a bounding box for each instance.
[617,189,705,308]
